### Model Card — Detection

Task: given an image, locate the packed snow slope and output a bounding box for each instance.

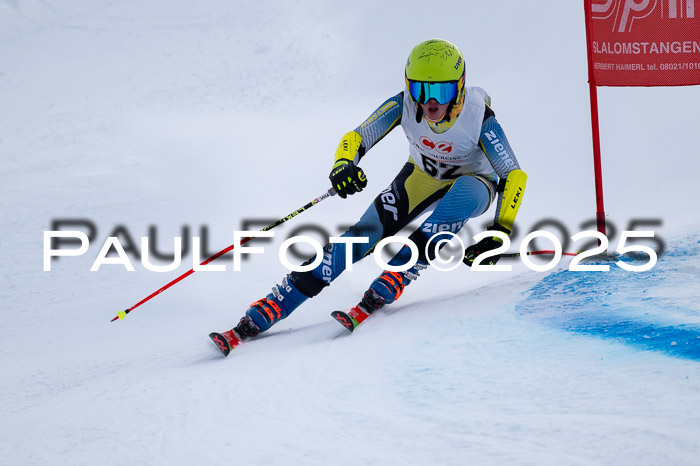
[1,1,700,465]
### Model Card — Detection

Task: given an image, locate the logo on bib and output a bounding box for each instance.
[435,141,453,154]
[420,136,435,149]
[419,137,453,154]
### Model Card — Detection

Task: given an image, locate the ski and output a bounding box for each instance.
[331,304,372,333]
[209,329,244,357]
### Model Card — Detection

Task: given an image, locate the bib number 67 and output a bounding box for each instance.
[421,154,460,180]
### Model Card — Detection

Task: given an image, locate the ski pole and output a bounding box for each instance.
[501,250,578,258]
[111,188,336,322]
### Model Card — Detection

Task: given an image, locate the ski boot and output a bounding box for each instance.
[368,261,428,308]
[331,262,428,332]
[209,316,258,357]
[209,277,310,356]
[244,276,309,334]
[232,315,260,340]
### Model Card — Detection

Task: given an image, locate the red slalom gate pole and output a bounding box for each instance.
[111,188,336,322]
[583,0,607,237]
[588,82,607,236]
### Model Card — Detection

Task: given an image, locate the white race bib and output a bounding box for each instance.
[401,86,494,180]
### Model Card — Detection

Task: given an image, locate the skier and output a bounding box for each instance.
[231,38,527,339]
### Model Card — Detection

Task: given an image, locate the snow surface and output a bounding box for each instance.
[1,1,700,465]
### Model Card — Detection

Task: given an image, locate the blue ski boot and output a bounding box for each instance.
[366,261,428,312]
[241,276,309,336]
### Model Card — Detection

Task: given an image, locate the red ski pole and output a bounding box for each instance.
[111,188,336,322]
[502,250,578,258]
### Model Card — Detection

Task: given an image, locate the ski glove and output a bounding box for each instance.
[463,223,510,267]
[329,160,367,199]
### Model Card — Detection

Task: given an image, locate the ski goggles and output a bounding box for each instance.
[406,79,459,105]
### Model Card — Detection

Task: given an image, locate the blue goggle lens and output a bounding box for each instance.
[407,80,458,105]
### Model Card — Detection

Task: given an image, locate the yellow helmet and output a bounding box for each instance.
[405,39,465,104]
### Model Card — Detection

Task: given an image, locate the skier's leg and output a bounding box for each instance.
[289,160,452,294]
[366,175,495,309]
[239,162,450,336]
[236,207,389,337]
[236,201,388,337]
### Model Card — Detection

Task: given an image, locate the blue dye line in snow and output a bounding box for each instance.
[561,317,700,360]
[516,236,700,361]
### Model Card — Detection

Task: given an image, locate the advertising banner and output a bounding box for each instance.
[587,0,700,86]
